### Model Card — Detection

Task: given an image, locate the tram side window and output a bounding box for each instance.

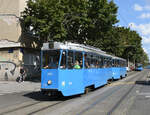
[123,61,126,67]
[67,51,74,69]
[96,56,100,68]
[103,58,105,68]
[60,51,66,69]
[112,59,115,67]
[95,55,99,68]
[115,60,118,67]
[118,60,120,67]
[104,58,111,68]
[84,53,90,69]
[118,60,121,67]
[106,58,109,68]
[74,52,82,69]
[42,50,60,69]
[99,56,103,68]
[109,58,112,67]
[92,55,99,68]
[116,60,119,67]
[103,58,107,68]
[120,60,122,67]
[90,54,95,68]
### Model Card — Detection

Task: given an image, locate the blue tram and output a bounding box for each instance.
[112,56,127,79]
[135,63,143,71]
[41,42,127,96]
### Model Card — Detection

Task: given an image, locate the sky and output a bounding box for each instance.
[113,0,150,60]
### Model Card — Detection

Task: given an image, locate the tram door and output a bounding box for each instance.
[41,50,60,89]
[59,50,84,96]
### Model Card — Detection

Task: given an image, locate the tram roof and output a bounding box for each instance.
[42,42,111,57]
[42,42,126,61]
[111,55,126,61]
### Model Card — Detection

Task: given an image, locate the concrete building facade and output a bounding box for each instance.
[0,0,41,81]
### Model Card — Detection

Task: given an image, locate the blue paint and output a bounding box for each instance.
[135,66,143,71]
[41,67,115,96]
[83,68,111,88]
[120,67,127,77]
[59,69,84,96]
[41,69,59,89]
[41,45,127,96]
[112,67,120,79]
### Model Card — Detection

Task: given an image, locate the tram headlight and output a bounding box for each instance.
[47,80,52,85]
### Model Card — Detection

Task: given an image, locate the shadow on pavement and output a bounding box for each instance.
[23,91,81,101]
[25,77,41,83]
[135,80,150,85]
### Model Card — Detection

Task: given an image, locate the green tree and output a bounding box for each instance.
[22,0,67,42]
[86,0,118,46]
[21,0,149,63]
[22,0,118,44]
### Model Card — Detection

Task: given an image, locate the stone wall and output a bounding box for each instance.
[0,0,28,42]
[0,0,41,81]
[0,47,40,81]
[0,48,20,80]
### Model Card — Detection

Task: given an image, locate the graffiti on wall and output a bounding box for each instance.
[0,61,17,80]
[0,55,41,81]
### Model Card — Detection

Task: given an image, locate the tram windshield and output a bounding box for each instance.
[42,50,60,69]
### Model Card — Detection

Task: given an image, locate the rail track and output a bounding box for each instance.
[0,71,146,115]
[76,70,148,115]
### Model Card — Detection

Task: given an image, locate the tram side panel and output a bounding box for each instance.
[59,69,84,96]
[83,68,112,88]
[112,67,120,79]
[120,67,127,77]
[41,69,59,90]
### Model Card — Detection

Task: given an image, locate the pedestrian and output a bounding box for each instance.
[74,60,81,69]
[19,66,25,82]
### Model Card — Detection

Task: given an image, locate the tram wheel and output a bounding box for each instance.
[85,87,90,94]
[107,77,114,84]
[120,76,123,79]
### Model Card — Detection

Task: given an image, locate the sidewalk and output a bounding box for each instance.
[0,81,41,96]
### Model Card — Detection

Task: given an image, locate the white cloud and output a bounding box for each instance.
[134,4,143,11]
[129,22,150,36]
[143,47,148,53]
[139,13,150,19]
[133,4,150,11]
[129,22,150,59]
[142,36,150,44]
[142,36,150,60]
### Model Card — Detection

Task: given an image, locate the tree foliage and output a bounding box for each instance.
[21,0,149,65]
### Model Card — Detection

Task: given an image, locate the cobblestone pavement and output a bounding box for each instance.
[0,81,40,96]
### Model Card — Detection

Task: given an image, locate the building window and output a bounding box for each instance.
[8,48,13,53]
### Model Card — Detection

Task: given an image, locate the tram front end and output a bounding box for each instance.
[41,69,61,95]
[41,49,61,95]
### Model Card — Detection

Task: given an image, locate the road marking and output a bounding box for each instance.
[137,92,150,95]
[145,96,150,98]
[107,81,135,86]
[137,92,150,98]
[0,91,19,96]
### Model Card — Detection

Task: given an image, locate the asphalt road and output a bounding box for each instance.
[0,70,150,115]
